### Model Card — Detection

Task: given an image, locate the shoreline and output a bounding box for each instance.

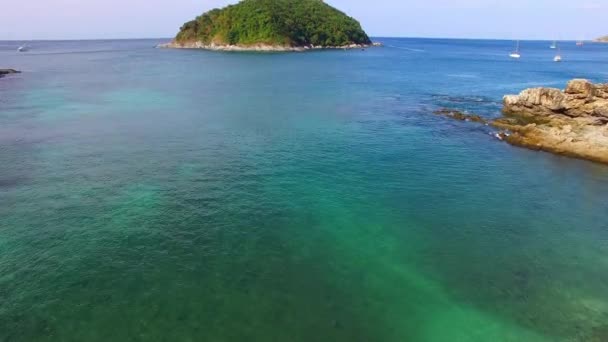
[157,41,382,52]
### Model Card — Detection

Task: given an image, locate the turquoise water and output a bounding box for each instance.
[1,38,608,341]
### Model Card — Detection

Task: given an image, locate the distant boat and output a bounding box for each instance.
[576,40,584,47]
[550,41,557,49]
[509,40,521,59]
[17,44,29,52]
[554,43,562,62]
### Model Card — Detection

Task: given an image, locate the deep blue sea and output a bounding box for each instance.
[1,38,608,341]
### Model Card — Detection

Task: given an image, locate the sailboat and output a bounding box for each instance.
[550,41,557,49]
[554,48,562,62]
[17,44,29,52]
[509,40,521,59]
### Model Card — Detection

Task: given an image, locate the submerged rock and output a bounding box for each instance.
[433,108,487,123]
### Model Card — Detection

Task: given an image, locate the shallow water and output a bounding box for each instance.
[1,38,608,341]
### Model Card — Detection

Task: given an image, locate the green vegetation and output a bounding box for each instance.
[174,0,371,47]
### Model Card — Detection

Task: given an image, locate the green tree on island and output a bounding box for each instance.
[175,0,372,47]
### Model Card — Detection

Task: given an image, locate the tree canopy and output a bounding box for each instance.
[175,0,371,47]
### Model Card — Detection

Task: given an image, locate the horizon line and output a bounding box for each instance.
[0,36,599,42]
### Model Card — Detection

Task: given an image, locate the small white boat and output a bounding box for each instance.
[17,45,29,52]
[550,41,557,49]
[553,44,562,62]
[509,40,521,59]
[576,41,584,47]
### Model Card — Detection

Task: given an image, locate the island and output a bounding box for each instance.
[160,0,377,51]
[434,79,608,165]
[0,69,20,78]
[594,35,608,43]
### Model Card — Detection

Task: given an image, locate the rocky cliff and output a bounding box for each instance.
[496,79,608,164]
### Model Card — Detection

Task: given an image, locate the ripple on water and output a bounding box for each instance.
[1,38,608,341]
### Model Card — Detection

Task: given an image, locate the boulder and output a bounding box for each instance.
[594,104,608,118]
[565,79,594,99]
[503,79,608,119]
[521,88,565,110]
[502,88,565,116]
[595,84,608,99]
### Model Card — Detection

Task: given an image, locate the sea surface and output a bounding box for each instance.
[1,38,608,341]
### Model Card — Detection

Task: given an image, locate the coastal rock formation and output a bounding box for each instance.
[595,35,608,43]
[164,0,376,52]
[0,69,20,78]
[503,80,608,118]
[434,80,608,164]
[500,79,608,164]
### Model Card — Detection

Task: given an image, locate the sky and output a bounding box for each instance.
[0,0,606,41]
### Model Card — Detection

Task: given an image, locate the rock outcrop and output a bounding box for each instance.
[503,80,608,118]
[499,79,608,164]
[0,69,20,78]
[434,79,608,164]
